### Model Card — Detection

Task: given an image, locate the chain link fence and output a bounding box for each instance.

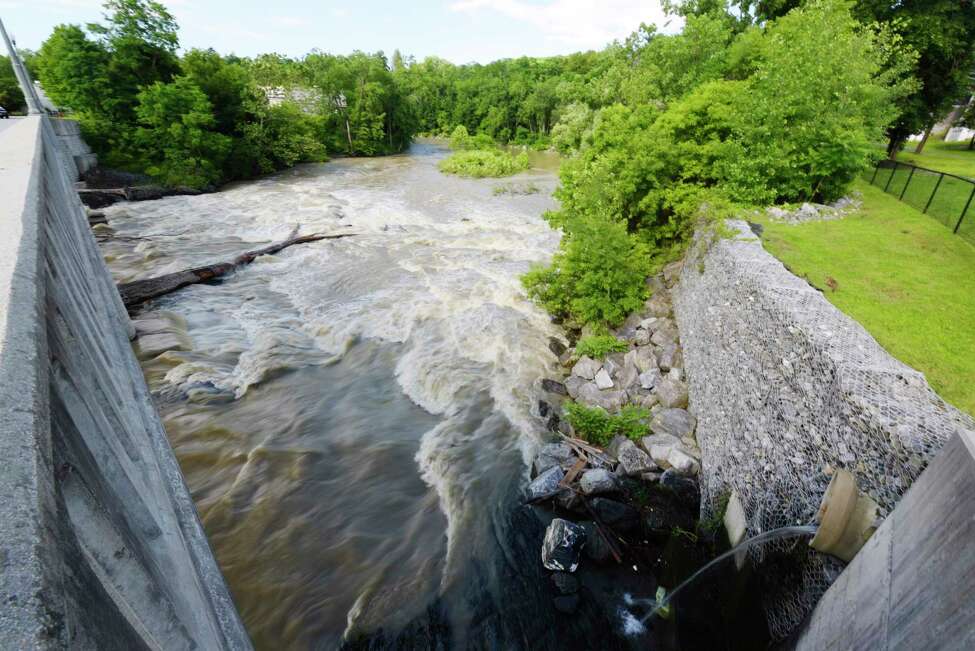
[866,159,975,245]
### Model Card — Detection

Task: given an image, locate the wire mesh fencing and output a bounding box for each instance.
[866,160,975,245]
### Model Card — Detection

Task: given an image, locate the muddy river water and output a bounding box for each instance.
[100,142,571,649]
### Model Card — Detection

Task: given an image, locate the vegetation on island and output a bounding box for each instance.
[573,335,630,359]
[438,125,529,178]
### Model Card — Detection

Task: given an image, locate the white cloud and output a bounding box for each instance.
[448,0,679,49]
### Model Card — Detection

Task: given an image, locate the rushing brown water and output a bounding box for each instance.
[99,141,565,649]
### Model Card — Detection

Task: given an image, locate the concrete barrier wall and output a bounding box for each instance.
[0,117,251,649]
[49,119,97,179]
[672,221,975,637]
[793,427,975,649]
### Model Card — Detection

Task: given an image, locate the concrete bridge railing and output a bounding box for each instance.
[0,115,251,648]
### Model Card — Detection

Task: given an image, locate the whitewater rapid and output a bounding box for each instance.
[100,141,565,648]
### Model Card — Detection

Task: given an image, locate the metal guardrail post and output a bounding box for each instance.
[871,163,880,185]
[0,17,41,114]
[954,185,975,234]
[899,165,916,201]
[883,162,898,193]
[924,173,944,214]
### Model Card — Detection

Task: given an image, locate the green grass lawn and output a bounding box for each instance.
[897,135,975,179]
[760,179,975,416]
[868,163,975,241]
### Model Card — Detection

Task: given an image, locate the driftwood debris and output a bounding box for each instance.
[118,227,353,309]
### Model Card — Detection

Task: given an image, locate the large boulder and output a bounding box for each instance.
[580,468,619,496]
[541,519,587,572]
[632,346,657,373]
[651,408,696,439]
[642,433,682,469]
[571,356,601,380]
[617,360,641,394]
[576,384,626,412]
[645,292,672,317]
[650,323,678,347]
[616,439,658,477]
[526,465,566,502]
[580,521,613,564]
[633,329,651,346]
[589,498,639,532]
[594,368,614,390]
[655,377,689,409]
[541,378,568,396]
[549,337,568,357]
[639,368,661,390]
[533,442,575,475]
[565,375,586,399]
[657,344,683,372]
[661,469,701,510]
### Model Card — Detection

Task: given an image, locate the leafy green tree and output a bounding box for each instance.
[133,77,231,188]
[0,56,26,112]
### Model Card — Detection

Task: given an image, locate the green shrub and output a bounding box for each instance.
[522,215,650,327]
[439,149,530,178]
[574,335,628,359]
[563,402,651,447]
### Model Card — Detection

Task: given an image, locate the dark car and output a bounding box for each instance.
[0,106,8,119]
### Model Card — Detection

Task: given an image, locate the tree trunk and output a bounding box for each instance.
[914,125,933,154]
[118,229,354,309]
[886,136,903,160]
[969,134,975,151]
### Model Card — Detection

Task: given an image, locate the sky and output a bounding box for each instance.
[1,0,681,65]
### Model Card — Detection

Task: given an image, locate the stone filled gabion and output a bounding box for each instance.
[672,220,975,640]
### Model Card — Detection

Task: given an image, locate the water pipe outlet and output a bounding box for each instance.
[809,469,879,562]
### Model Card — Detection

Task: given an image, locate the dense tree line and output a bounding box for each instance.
[516,0,923,327]
[34,0,413,188]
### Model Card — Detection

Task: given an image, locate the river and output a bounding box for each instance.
[99,141,573,649]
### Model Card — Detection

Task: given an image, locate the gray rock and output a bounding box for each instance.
[668,367,683,382]
[580,521,613,563]
[645,292,672,317]
[656,377,689,409]
[580,468,619,496]
[594,368,614,390]
[541,378,568,396]
[634,329,651,346]
[633,346,658,373]
[576,384,625,412]
[614,311,644,339]
[651,408,696,439]
[565,375,586,399]
[668,448,700,476]
[663,260,683,285]
[541,519,587,572]
[539,400,551,418]
[617,361,641,393]
[617,439,658,476]
[589,498,639,532]
[642,432,682,468]
[559,350,575,367]
[657,344,683,372]
[571,356,601,380]
[661,469,700,509]
[555,488,585,513]
[639,393,659,409]
[603,353,624,379]
[551,572,579,595]
[639,317,659,332]
[526,465,566,502]
[650,324,678,347]
[549,337,568,357]
[533,442,575,475]
[647,275,667,294]
[639,368,661,390]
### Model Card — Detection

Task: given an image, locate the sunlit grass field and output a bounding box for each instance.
[760,179,975,416]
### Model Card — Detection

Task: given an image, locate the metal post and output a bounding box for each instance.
[954,184,975,234]
[883,162,898,193]
[899,165,916,201]
[0,18,41,114]
[924,173,944,214]
[871,163,880,185]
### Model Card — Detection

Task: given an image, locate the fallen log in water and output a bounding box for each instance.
[118,228,353,309]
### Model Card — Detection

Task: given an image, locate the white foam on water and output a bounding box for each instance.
[105,147,565,596]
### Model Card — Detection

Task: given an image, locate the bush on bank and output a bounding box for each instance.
[523,1,916,328]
